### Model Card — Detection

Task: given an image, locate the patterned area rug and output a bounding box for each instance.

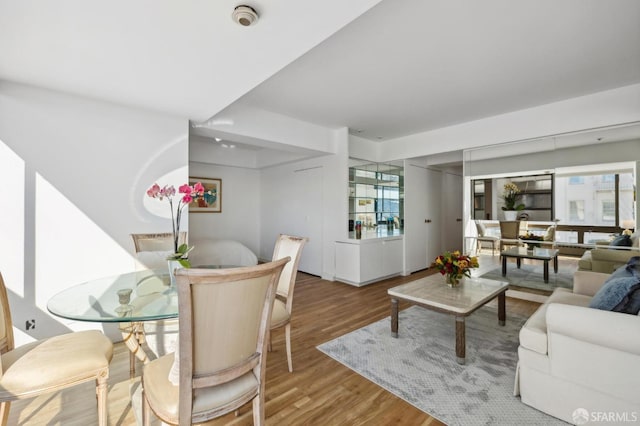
[480,262,575,292]
[317,306,566,426]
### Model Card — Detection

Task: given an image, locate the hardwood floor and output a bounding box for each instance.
[9,267,542,425]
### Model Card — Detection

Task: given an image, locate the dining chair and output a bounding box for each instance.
[130,233,186,366]
[269,234,307,373]
[474,220,498,255]
[131,232,188,264]
[499,220,523,253]
[141,257,289,426]
[0,273,113,425]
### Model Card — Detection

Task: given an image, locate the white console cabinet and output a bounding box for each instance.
[335,235,403,286]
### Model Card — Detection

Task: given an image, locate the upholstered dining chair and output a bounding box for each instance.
[131,232,188,269]
[141,257,289,426]
[474,220,499,255]
[499,220,523,253]
[0,272,113,425]
[130,233,187,365]
[269,234,307,373]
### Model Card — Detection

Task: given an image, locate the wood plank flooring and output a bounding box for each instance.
[9,266,542,425]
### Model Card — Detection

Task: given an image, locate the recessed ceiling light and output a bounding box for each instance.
[214,137,222,142]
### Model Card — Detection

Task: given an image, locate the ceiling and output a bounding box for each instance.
[2,0,639,162]
[233,0,640,142]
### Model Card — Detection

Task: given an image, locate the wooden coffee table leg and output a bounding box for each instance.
[544,260,549,283]
[554,255,559,273]
[498,292,506,326]
[516,258,521,269]
[456,316,465,365]
[501,255,507,277]
[391,298,399,337]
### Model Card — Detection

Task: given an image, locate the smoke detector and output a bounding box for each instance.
[232,5,259,27]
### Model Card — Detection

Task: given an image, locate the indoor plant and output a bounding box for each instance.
[501,182,525,220]
[146,181,207,268]
[433,251,479,287]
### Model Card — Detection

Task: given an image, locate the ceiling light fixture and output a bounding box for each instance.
[232,5,259,27]
[214,137,222,142]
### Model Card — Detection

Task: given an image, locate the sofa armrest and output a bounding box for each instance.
[546,304,640,356]
[591,247,639,261]
[572,270,610,297]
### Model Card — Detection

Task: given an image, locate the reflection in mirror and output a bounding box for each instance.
[348,159,404,234]
[463,124,639,255]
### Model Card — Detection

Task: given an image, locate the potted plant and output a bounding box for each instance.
[501,182,525,220]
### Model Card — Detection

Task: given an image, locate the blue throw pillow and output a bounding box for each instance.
[610,234,632,247]
[617,288,640,315]
[589,256,640,315]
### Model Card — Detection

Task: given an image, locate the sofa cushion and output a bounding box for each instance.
[578,250,592,270]
[610,235,632,247]
[589,257,640,315]
[519,288,592,355]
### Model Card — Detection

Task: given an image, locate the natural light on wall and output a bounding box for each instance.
[34,173,134,312]
[0,140,26,298]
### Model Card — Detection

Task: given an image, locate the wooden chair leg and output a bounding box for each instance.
[253,394,264,426]
[96,373,108,426]
[267,329,272,352]
[0,401,11,426]
[285,323,293,373]
[142,388,151,426]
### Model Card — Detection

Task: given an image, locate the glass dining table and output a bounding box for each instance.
[47,269,178,377]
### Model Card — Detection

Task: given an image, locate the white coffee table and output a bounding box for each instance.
[388,275,508,364]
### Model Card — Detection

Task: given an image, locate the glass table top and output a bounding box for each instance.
[47,269,178,323]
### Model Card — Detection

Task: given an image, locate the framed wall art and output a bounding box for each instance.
[189,177,221,213]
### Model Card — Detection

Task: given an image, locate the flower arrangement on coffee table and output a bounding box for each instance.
[433,251,479,287]
[519,232,544,250]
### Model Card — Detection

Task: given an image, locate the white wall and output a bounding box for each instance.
[259,128,349,279]
[188,162,261,254]
[0,81,188,345]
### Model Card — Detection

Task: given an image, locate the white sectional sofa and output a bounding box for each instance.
[514,270,640,423]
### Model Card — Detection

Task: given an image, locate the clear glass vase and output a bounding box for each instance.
[445,273,462,287]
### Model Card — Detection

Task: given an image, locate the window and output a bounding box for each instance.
[568,176,584,185]
[601,200,616,223]
[569,200,585,222]
[556,171,635,227]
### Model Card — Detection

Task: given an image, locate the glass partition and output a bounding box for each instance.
[348,160,404,233]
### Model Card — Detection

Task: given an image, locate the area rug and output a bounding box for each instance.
[479,263,574,292]
[317,306,566,426]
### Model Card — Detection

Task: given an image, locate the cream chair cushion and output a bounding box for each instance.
[270,299,290,327]
[0,330,113,399]
[144,353,259,424]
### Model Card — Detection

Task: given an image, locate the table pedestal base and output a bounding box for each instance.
[119,322,149,378]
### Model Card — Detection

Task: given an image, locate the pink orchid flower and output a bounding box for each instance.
[146,181,206,256]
